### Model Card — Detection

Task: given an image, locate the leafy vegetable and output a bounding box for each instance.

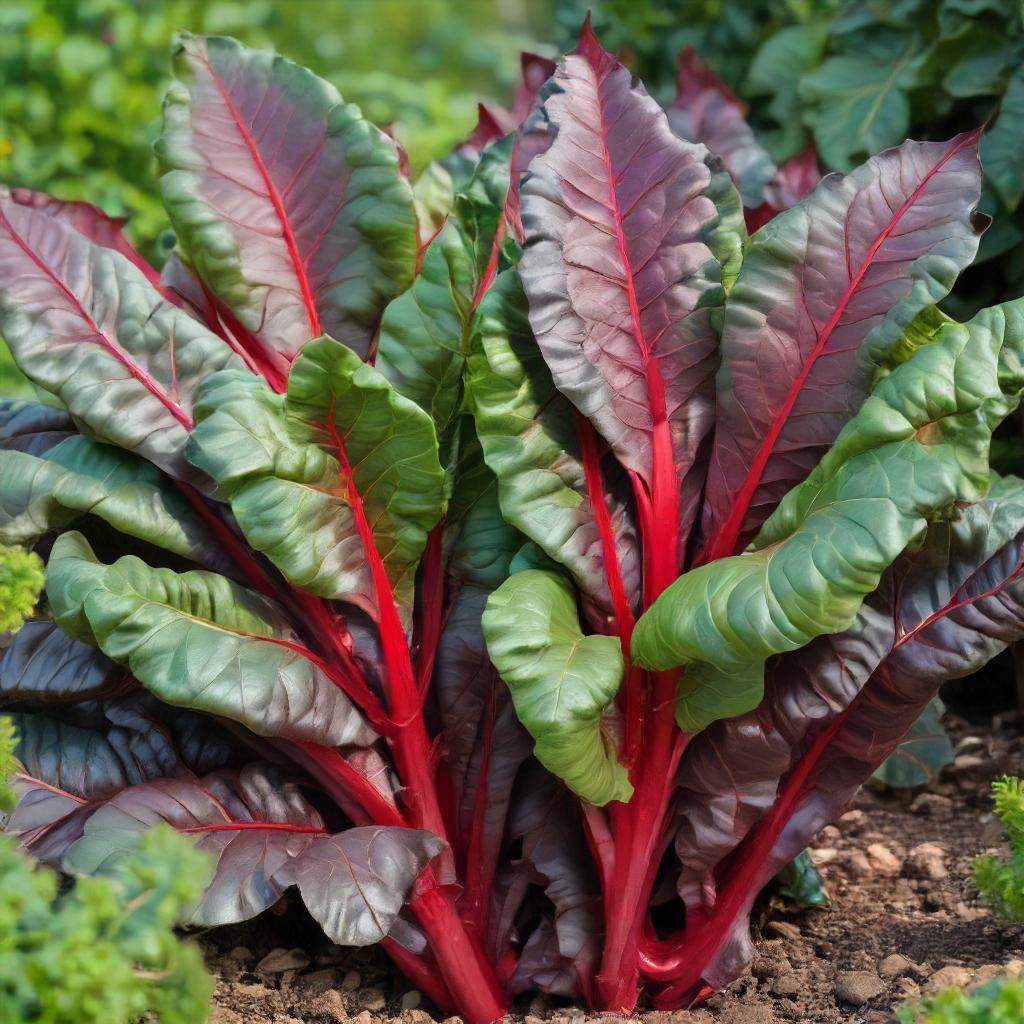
[974,775,1024,920]
[873,697,954,789]
[4,20,1024,1024]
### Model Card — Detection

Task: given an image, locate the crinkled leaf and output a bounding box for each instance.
[157,33,417,364]
[0,436,230,571]
[665,472,1024,993]
[188,339,445,620]
[518,25,732,555]
[0,193,241,481]
[700,133,984,561]
[469,270,640,628]
[482,569,631,805]
[45,531,375,748]
[18,763,442,945]
[442,422,521,589]
[506,764,602,997]
[0,186,161,287]
[635,300,1024,733]
[9,710,179,801]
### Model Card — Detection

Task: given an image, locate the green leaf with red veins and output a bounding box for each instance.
[483,569,631,806]
[468,270,641,630]
[44,531,376,749]
[634,300,1024,732]
[157,33,418,366]
[0,195,242,483]
[377,138,513,439]
[188,339,445,624]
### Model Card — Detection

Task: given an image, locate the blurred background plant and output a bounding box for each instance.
[0,0,548,259]
[898,977,1024,1024]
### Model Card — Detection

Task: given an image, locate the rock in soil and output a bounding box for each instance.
[923,964,974,996]
[835,971,886,1006]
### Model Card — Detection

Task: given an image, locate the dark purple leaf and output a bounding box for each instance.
[435,585,532,923]
[506,765,602,998]
[663,479,1024,996]
[518,24,726,558]
[698,131,984,563]
[667,48,775,208]
[0,620,127,703]
[11,761,442,945]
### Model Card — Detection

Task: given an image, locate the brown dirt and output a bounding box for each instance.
[202,711,1024,1024]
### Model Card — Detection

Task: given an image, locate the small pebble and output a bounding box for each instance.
[360,987,387,1012]
[878,953,914,979]
[907,842,948,881]
[866,843,901,877]
[256,947,310,974]
[923,965,974,996]
[835,970,886,1007]
[771,974,800,998]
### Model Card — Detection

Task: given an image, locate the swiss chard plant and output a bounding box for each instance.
[4,22,1024,1023]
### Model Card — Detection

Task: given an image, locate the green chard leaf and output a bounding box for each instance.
[376,138,513,439]
[0,195,242,483]
[633,299,1024,734]
[187,338,445,623]
[0,436,231,572]
[468,270,641,631]
[482,569,632,806]
[45,531,375,748]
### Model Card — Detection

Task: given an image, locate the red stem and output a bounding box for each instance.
[653,711,846,1007]
[295,742,405,827]
[461,691,496,940]
[410,879,508,1024]
[414,524,445,695]
[381,938,457,1015]
[179,821,326,835]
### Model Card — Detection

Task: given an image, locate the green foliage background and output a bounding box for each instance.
[0,0,548,259]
